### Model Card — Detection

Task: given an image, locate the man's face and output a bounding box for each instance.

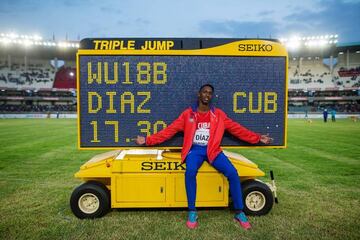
[198,86,213,105]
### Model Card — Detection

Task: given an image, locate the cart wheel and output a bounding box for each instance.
[70,181,110,219]
[242,180,273,216]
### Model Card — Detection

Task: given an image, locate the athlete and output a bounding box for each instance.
[135,84,272,230]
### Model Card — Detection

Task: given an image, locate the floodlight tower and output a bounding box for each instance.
[279,34,339,80]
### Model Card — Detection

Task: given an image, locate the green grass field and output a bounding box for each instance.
[0,119,359,240]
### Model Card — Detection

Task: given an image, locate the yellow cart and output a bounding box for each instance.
[70,149,277,219]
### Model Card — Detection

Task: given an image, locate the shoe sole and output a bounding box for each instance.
[233,219,251,230]
[186,221,198,229]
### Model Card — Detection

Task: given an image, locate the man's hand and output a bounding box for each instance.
[260,134,273,144]
[135,135,146,145]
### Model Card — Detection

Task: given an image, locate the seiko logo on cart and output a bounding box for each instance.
[141,162,186,171]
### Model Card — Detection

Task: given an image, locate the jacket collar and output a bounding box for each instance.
[191,102,216,120]
[191,102,215,113]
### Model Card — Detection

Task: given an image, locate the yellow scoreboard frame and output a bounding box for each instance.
[76,38,288,150]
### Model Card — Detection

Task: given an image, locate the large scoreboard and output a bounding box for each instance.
[77,38,288,149]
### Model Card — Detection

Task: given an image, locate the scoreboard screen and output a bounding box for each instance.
[77,38,288,149]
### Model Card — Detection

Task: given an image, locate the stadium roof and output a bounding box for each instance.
[335,42,360,53]
[337,42,360,47]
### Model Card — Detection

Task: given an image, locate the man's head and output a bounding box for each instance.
[199,84,214,93]
[198,84,214,105]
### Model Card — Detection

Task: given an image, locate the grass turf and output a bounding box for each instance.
[0,119,359,240]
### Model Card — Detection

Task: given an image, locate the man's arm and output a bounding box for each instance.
[136,111,186,146]
[224,114,272,144]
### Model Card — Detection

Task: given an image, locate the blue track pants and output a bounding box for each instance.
[185,145,244,211]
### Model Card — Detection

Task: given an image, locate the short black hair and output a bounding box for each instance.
[199,84,214,93]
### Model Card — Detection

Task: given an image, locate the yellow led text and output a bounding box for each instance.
[233,91,277,113]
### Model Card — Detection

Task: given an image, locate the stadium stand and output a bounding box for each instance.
[332,52,360,88]
[289,53,360,90]
[0,57,56,89]
[289,57,333,89]
[287,43,360,114]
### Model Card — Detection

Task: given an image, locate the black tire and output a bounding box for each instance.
[70,181,110,219]
[242,180,273,216]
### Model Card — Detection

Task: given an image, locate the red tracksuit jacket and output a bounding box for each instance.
[146,106,261,163]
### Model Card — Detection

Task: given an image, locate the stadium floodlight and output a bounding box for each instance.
[286,40,301,50]
[9,33,18,39]
[0,38,11,45]
[280,36,301,50]
[33,35,42,40]
[58,42,68,48]
[23,39,33,47]
[0,31,79,49]
[281,34,339,50]
[319,40,327,46]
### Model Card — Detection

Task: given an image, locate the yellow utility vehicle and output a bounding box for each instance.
[70,149,277,219]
